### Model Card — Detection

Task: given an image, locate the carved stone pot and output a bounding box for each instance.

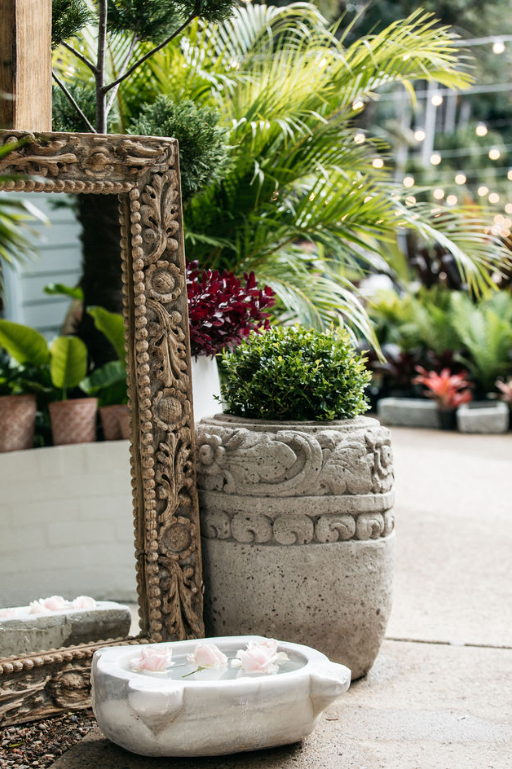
[195,414,395,680]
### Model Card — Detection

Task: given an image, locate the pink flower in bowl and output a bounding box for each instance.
[186,643,228,670]
[72,596,97,610]
[29,600,50,615]
[42,596,70,612]
[231,640,289,675]
[130,646,174,674]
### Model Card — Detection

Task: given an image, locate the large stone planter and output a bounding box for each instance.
[195,414,395,679]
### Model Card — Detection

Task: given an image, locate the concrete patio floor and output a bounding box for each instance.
[50,427,512,769]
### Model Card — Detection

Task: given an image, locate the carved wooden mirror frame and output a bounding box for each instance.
[0,130,204,725]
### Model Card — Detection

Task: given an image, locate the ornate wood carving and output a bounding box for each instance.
[0,130,204,726]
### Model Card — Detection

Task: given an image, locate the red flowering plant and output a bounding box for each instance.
[412,367,473,411]
[496,378,512,405]
[186,261,275,358]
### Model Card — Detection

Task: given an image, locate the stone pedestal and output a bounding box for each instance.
[196,415,395,679]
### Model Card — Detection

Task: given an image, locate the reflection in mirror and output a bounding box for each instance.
[0,191,139,658]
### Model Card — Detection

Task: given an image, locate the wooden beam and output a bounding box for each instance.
[0,0,52,131]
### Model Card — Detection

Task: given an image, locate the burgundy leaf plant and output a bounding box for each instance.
[186,261,275,358]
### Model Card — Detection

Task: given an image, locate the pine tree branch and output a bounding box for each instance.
[102,13,197,94]
[52,71,97,133]
[105,32,138,119]
[61,41,97,75]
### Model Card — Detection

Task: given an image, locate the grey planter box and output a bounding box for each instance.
[456,401,510,434]
[377,398,440,429]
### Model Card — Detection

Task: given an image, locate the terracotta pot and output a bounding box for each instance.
[49,398,98,446]
[100,404,130,441]
[196,414,395,680]
[0,394,37,453]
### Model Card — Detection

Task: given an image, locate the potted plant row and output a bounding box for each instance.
[0,310,128,451]
[195,325,395,680]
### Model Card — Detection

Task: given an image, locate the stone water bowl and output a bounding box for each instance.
[92,635,351,757]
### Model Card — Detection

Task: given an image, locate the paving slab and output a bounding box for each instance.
[49,639,512,769]
[386,428,512,647]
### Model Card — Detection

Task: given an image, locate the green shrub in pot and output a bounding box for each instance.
[219,325,371,422]
[197,324,395,680]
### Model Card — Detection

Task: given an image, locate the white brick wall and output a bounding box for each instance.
[0,442,137,606]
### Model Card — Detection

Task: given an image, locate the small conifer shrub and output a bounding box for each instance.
[219,325,371,421]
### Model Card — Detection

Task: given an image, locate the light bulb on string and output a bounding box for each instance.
[489,148,501,160]
[430,153,442,165]
[478,185,489,196]
[405,196,416,206]
[403,176,415,188]
[455,173,467,185]
[431,94,443,106]
[354,132,365,144]
[446,195,458,206]
[505,203,512,214]
[475,123,488,137]
[372,158,384,168]
[508,170,512,181]
[489,192,500,204]
[352,100,364,111]
[493,40,506,54]
[414,129,426,142]
[433,188,445,200]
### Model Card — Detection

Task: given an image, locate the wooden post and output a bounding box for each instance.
[0,0,52,130]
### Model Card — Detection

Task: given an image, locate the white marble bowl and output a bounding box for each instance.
[92,635,351,757]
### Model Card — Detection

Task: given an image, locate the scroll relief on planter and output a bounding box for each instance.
[196,425,394,545]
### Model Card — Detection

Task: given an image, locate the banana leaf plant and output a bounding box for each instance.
[0,320,88,401]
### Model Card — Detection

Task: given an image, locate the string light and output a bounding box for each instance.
[455,173,467,185]
[493,40,506,54]
[489,148,501,160]
[494,214,504,224]
[372,158,384,168]
[352,100,364,110]
[505,203,512,214]
[405,195,416,206]
[478,185,489,196]
[431,94,444,106]
[414,129,426,141]
[446,195,458,205]
[504,217,512,228]
[433,188,445,200]
[489,192,500,204]
[476,123,488,137]
[354,132,365,144]
[403,176,415,188]
[430,153,442,165]
[508,170,512,180]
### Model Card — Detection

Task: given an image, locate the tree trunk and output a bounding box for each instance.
[75,194,123,368]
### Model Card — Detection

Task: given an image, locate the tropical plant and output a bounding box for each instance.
[450,292,512,393]
[0,320,88,400]
[219,325,371,421]
[412,366,473,410]
[187,261,275,358]
[113,3,508,339]
[0,141,46,298]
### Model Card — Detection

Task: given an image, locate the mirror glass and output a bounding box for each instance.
[0,191,140,657]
